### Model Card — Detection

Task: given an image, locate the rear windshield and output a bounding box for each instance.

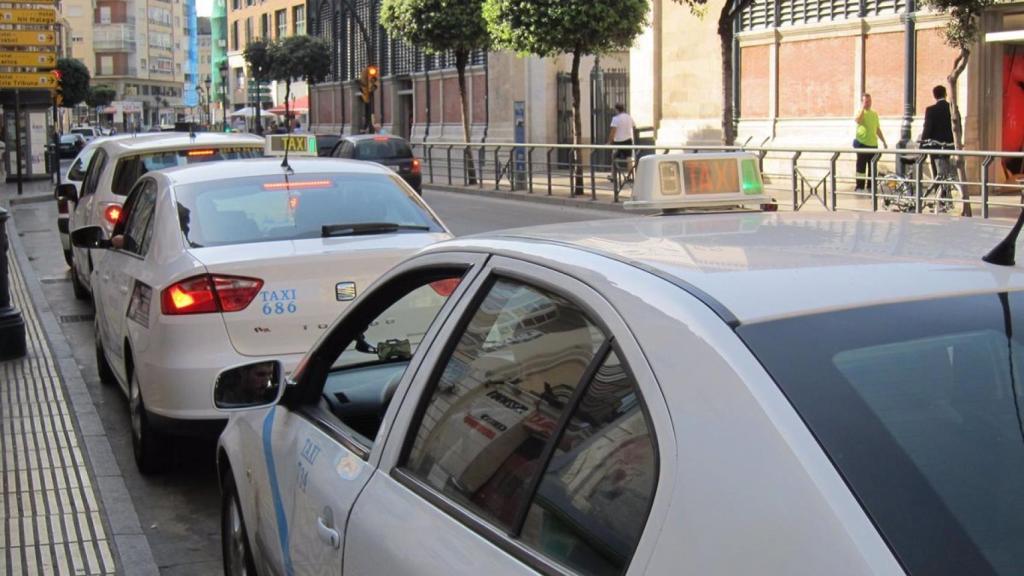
[354,139,412,160]
[60,135,80,143]
[172,172,442,248]
[71,128,94,136]
[737,293,1024,576]
[111,146,263,196]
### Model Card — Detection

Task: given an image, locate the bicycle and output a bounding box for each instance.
[880,139,964,214]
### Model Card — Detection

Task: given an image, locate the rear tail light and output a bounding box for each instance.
[161,274,263,315]
[103,203,123,226]
[411,158,421,175]
[429,278,460,297]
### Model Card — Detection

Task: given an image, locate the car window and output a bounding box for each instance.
[81,149,108,197]
[110,146,263,196]
[354,138,412,160]
[334,141,354,158]
[520,350,657,576]
[68,148,95,181]
[294,269,467,449]
[120,180,158,256]
[172,172,443,247]
[404,277,606,530]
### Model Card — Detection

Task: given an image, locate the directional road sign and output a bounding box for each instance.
[0,30,56,46]
[0,51,56,67]
[0,8,56,24]
[0,72,57,89]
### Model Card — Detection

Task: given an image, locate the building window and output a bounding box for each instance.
[99,56,113,75]
[232,0,239,8]
[293,5,304,35]
[260,13,269,38]
[245,17,252,44]
[99,6,111,24]
[275,9,286,38]
[231,21,239,50]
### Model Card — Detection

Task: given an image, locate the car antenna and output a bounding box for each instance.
[983,209,1024,266]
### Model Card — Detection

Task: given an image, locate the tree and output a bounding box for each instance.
[920,0,994,216]
[269,36,331,132]
[243,39,274,134]
[56,57,90,108]
[484,0,649,194]
[86,85,116,108]
[382,0,489,182]
[670,0,753,146]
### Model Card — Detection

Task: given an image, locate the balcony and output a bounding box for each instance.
[93,24,136,52]
[95,65,139,79]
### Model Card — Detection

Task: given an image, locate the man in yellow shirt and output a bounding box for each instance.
[854,93,888,191]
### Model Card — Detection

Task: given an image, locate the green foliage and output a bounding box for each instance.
[482,0,649,58]
[243,39,274,83]
[381,0,489,56]
[920,0,994,50]
[85,85,116,108]
[269,35,331,86]
[56,57,90,107]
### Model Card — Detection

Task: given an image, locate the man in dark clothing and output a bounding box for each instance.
[920,85,955,177]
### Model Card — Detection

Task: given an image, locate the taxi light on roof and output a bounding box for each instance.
[624,152,771,212]
[265,134,318,157]
[187,149,216,157]
[262,180,332,191]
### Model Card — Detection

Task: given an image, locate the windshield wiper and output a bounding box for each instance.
[321,222,430,237]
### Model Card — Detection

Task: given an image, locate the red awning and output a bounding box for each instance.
[269,95,309,115]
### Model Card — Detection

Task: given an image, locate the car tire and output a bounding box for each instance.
[129,369,164,475]
[222,473,258,576]
[70,256,89,301]
[94,320,115,385]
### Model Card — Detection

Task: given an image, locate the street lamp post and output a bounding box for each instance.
[204,75,212,130]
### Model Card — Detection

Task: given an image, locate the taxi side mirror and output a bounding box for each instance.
[56,183,78,203]
[70,226,111,249]
[214,360,286,411]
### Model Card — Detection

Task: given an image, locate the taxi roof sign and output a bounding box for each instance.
[624,152,771,211]
[265,134,318,157]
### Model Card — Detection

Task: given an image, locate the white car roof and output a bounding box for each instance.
[434,211,1024,324]
[96,132,264,156]
[154,157,400,186]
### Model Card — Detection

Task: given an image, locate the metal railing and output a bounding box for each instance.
[409,141,1024,218]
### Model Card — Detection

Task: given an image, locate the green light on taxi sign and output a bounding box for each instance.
[741,159,763,195]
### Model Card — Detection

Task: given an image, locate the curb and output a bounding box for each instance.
[7,218,161,576]
[423,182,633,213]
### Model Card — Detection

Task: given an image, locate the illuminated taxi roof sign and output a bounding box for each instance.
[624,152,770,211]
[265,134,318,157]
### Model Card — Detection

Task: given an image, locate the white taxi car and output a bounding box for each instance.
[214,152,1024,576]
[58,132,265,300]
[72,138,450,473]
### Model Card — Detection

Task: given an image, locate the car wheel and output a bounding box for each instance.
[222,474,258,576]
[70,255,89,301]
[129,370,163,474]
[94,320,115,385]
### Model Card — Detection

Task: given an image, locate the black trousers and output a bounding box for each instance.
[853,140,877,190]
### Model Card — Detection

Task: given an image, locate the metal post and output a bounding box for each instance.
[14,90,23,196]
[446,145,453,185]
[527,148,534,194]
[494,146,501,190]
[53,92,61,188]
[791,151,801,210]
[0,208,27,360]
[914,159,923,213]
[590,154,596,200]
[869,155,881,211]
[546,148,553,195]
[897,0,916,152]
[982,156,993,218]
[830,152,840,210]
[426,144,434,184]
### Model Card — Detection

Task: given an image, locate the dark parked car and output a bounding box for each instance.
[58,134,87,158]
[315,134,341,157]
[330,134,422,194]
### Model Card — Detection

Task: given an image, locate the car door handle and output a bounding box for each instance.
[316,516,340,549]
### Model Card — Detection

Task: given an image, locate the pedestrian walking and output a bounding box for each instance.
[854,93,887,191]
[607,103,636,182]
[919,85,955,177]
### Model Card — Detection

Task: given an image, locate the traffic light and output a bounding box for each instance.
[51,69,63,107]
[360,65,379,103]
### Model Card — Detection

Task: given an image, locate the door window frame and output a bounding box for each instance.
[278,251,490,464]
[80,149,108,197]
[380,255,671,576]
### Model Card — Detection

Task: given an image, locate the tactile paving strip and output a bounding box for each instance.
[1,252,117,575]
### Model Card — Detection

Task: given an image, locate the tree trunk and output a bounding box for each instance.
[948,48,970,216]
[284,79,292,133]
[718,2,736,145]
[456,50,477,184]
[570,49,584,195]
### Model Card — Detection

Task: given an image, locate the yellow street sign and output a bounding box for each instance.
[0,30,55,46]
[0,8,55,24]
[0,51,56,67]
[0,72,56,89]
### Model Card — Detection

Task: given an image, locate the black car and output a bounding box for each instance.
[315,134,341,157]
[330,134,422,194]
[58,134,87,158]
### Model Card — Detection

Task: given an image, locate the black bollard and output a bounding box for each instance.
[0,207,27,360]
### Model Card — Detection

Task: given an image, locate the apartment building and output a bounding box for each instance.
[226,0,309,112]
[88,0,196,127]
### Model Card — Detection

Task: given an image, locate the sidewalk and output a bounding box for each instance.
[2,179,159,576]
